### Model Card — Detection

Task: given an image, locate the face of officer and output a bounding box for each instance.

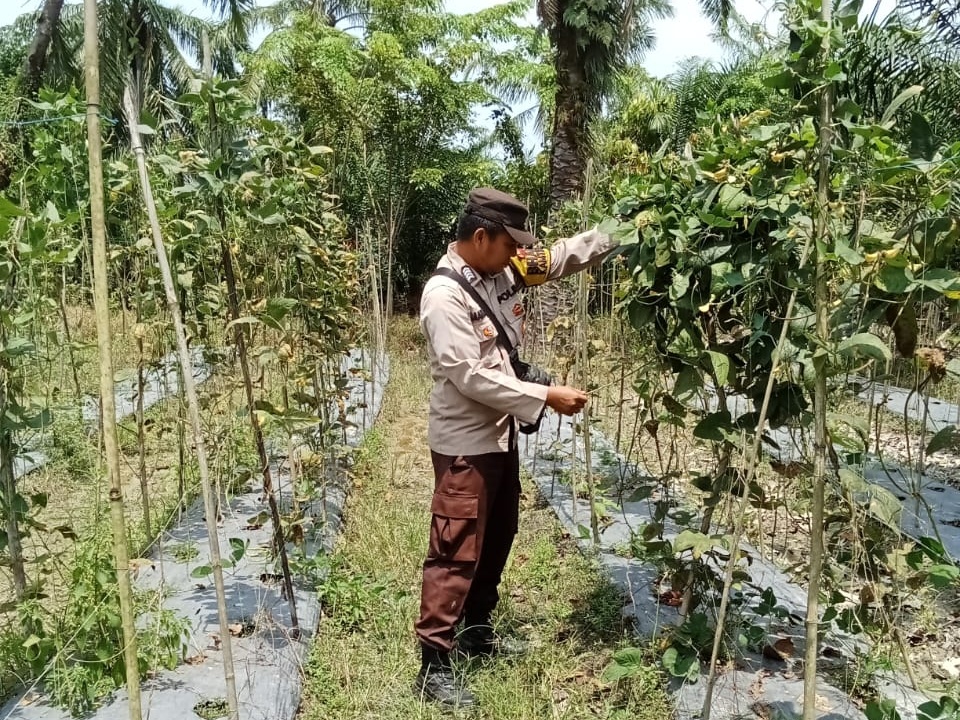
[462,226,519,275]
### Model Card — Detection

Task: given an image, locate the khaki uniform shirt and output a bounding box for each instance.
[420,228,619,456]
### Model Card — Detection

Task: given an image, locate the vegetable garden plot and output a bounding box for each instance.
[520,413,931,720]
[79,348,213,433]
[0,349,388,720]
[11,347,211,482]
[702,388,960,563]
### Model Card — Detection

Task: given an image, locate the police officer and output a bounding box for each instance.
[413,188,621,707]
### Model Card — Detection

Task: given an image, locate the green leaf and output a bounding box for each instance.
[2,337,35,358]
[948,359,960,380]
[839,469,901,527]
[828,412,870,451]
[928,564,960,589]
[833,236,863,265]
[602,660,636,682]
[824,61,846,82]
[673,530,726,559]
[42,201,61,223]
[262,297,298,329]
[226,316,261,331]
[717,184,750,215]
[874,265,913,293]
[670,271,690,301]
[661,394,687,417]
[611,647,644,667]
[881,85,924,125]
[23,409,52,430]
[628,300,655,328]
[763,69,794,90]
[602,649,645,682]
[837,333,891,364]
[834,97,862,121]
[693,412,735,443]
[705,351,731,386]
[0,195,27,218]
[228,537,247,563]
[919,697,960,720]
[662,646,700,680]
[865,700,902,720]
[916,269,960,294]
[926,426,959,456]
[909,112,935,161]
[190,565,213,579]
[674,367,700,400]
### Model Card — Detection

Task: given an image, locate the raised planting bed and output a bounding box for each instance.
[1,348,389,720]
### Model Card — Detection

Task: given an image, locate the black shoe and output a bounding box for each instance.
[413,647,476,708]
[457,623,528,658]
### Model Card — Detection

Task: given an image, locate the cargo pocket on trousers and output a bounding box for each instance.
[430,492,479,563]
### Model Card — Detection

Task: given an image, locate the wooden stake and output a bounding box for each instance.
[804,0,835,711]
[135,311,151,540]
[580,161,599,545]
[83,4,142,716]
[122,82,239,720]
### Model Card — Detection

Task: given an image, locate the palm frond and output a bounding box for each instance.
[842,10,960,141]
[897,0,960,46]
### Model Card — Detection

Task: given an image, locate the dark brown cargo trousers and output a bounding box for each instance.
[414,449,520,652]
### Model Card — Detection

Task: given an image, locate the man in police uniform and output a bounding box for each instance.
[414,188,620,707]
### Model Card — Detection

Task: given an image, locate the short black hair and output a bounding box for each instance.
[455,211,503,241]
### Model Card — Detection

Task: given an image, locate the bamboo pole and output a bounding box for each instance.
[83,4,142,717]
[122,83,240,720]
[804,0,835,712]
[135,325,152,540]
[1,210,28,604]
[579,162,599,545]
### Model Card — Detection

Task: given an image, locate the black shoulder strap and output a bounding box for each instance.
[433,267,514,355]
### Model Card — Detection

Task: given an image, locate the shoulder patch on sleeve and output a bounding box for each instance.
[509,247,551,287]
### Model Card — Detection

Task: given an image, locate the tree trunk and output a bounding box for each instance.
[122,82,240,720]
[534,16,590,342]
[547,17,588,209]
[83,4,143,718]
[21,0,66,98]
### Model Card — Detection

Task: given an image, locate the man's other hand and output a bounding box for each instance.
[545,386,588,415]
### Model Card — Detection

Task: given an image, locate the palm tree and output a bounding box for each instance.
[22,0,67,97]
[606,69,676,151]
[899,0,960,45]
[249,0,370,32]
[17,0,253,128]
[537,0,672,208]
[841,4,960,143]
